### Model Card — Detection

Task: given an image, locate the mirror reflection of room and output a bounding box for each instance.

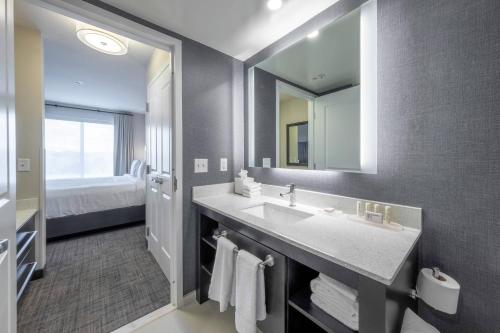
[250,3,376,173]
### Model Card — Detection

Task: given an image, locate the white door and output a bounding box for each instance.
[146,65,174,281]
[314,86,360,170]
[0,0,17,331]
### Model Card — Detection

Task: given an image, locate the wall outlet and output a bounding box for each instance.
[263,158,271,168]
[17,158,31,172]
[194,158,208,173]
[220,158,227,171]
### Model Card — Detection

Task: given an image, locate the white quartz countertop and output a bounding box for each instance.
[16,208,38,231]
[193,192,421,285]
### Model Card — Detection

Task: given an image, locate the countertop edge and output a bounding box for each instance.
[193,197,419,286]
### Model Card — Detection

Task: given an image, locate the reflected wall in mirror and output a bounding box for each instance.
[248,0,377,173]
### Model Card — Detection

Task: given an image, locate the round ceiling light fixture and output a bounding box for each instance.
[76,27,128,55]
[267,0,283,11]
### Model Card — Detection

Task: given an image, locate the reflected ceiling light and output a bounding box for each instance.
[267,0,282,11]
[307,30,319,39]
[76,25,128,55]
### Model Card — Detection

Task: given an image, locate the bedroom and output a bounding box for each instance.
[13,1,174,331]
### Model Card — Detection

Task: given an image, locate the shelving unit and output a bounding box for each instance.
[16,212,38,302]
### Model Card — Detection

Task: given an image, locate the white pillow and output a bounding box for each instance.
[136,162,146,179]
[130,160,141,177]
[401,308,440,333]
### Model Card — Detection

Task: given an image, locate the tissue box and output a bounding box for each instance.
[234,177,254,194]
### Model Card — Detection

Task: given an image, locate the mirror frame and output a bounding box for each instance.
[245,0,377,174]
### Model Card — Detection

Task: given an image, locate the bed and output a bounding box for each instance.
[46,175,146,239]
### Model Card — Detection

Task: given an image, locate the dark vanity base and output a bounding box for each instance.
[196,204,418,333]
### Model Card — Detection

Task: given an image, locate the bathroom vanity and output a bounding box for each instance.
[194,183,421,333]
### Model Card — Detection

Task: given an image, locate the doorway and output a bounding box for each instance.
[11,0,184,332]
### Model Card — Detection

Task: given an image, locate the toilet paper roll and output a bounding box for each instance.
[416,268,460,314]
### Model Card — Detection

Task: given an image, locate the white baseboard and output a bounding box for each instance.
[111,292,197,333]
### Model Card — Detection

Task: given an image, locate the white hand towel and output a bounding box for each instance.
[319,273,358,302]
[401,308,440,333]
[311,293,359,331]
[233,250,266,333]
[208,237,237,312]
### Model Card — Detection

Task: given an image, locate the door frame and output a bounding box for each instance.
[30,0,184,308]
[275,80,315,169]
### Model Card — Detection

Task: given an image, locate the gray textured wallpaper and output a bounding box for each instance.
[247,0,500,332]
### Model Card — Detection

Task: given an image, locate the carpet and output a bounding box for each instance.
[18,223,170,333]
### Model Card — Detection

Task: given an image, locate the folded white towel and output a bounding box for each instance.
[242,189,261,195]
[242,192,261,198]
[208,237,237,312]
[401,308,440,333]
[311,293,359,331]
[310,279,358,314]
[319,273,358,302]
[233,250,266,333]
[242,184,262,192]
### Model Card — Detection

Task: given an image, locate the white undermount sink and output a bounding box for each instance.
[240,202,313,224]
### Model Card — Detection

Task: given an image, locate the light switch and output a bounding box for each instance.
[194,158,208,173]
[263,158,271,168]
[17,158,31,172]
[220,158,227,171]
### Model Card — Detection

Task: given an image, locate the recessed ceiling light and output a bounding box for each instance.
[307,30,319,39]
[76,27,128,55]
[267,0,283,11]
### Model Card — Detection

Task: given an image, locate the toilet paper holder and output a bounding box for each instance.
[409,266,460,315]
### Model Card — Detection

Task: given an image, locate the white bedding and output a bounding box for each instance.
[46,175,145,219]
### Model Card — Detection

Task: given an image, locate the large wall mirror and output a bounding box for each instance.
[248,0,377,173]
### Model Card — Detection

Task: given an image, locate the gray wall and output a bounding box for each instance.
[254,67,277,167]
[247,0,500,332]
[182,41,242,292]
[83,0,244,294]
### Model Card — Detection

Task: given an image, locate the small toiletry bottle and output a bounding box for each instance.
[384,206,392,224]
[374,204,381,214]
[365,202,373,217]
[356,201,363,217]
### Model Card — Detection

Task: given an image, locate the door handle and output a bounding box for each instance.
[152,176,164,185]
[0,239,8,255]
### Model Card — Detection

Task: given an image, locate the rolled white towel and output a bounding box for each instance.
[319,273,358,302]
[311,293,358,331]
[310,278,358,309]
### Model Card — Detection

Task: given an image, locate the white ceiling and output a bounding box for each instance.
[99,0,340,60]
[257,9,360,94]
[15,1,157,113]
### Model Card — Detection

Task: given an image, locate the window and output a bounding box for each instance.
[45,119,114,179]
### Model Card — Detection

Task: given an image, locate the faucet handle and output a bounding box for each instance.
[286,183,296,190]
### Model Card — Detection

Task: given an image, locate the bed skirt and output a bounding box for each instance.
[46,205,145,240]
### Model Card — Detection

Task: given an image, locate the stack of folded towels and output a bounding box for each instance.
[310,273,359,331]
[241,181,262,198]
[235,169,262,198]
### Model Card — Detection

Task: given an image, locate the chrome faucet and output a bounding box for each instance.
[280,184,296,207]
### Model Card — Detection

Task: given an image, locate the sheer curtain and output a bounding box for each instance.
[114,113,134,176]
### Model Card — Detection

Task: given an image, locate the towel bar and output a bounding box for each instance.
[212,231,275,269]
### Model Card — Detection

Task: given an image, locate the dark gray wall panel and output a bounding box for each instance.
[246,0,500,332]
[82,0,243,294]
[182,41,241,292]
